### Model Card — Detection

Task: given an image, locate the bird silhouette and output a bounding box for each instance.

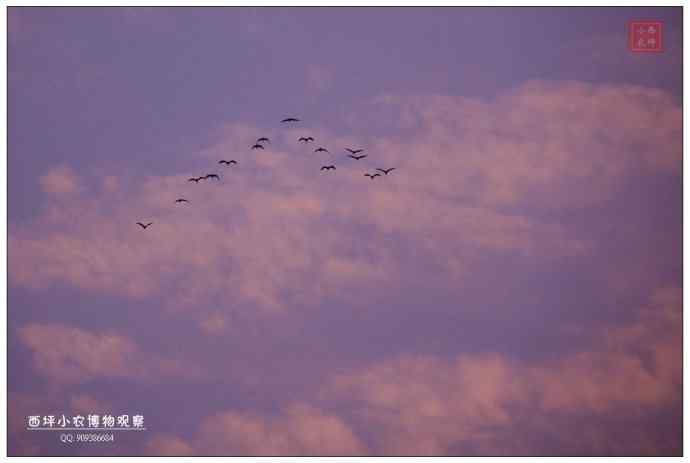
[364,173,381,180]
[136,222,153,229]
[204,174,220,180]
[376,168,396,175]
[348,154,368,160]
[299,136,315,143]
[251,143,265,150]
[320,165,336,171]
[175,199,189,204]
[256,137,270,144]
[346,148,364,155]
[281,117,300,123]
[188,177,202,183]
[219,160,237,165]
[314,147,329,153]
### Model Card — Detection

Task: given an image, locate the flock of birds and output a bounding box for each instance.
[136,117,396,230]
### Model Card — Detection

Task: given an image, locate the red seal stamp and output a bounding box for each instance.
[629,21,663,52]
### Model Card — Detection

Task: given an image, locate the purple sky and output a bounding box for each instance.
[8,7,682,456]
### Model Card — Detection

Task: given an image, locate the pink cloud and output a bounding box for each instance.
[38,165,82,196]
[9,80,680,322]
[144,434,195,456]
[132,285,681,456]
[199,313,226,335]
[146,404,366,456]
[323,286,681,455]
[18,323,208,385]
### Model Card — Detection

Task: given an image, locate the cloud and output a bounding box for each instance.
[18,323,208,385]
[38,165,82,196]
[146,404,365,456]
[134,285,680,456]
[366,80,680,208]
[199,313,226,335]
[323,287,681,455]
[145,434,195,456]
[69,394,112,415]
[9,80,680,320]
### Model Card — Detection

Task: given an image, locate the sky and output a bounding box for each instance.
[7,6,683,456]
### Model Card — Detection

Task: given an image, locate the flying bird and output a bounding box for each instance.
[188,177,202,183]
[346,148,364,155]
[136,222,153,229]
[314,147,329,153]
[175,199,189,204]
[298,136,315,143]
[251,143,265,150]
[320,165,336,171]
[348,154,368,160]
[376,168,396,175]
[364,173,381,180]
[204,174,220,180]
[256,137,270,144]
[281,117,300,123]
[219,160,237,165]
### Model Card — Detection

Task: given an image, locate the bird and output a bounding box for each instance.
[175,199,189,204]
[314,147,329,153]
[188,177,202,183]
[348,154,368,160]
[299,136,315,143]
[281,117,300,123]
[204,174,220,180]
[219,160,237,165]
[251,143,265,150]
[346,148,364,155]
[136,222,153,229]
[376,168,396,175]
[320,165,336,171]
[256,137,270,144]
[364,173,381,180]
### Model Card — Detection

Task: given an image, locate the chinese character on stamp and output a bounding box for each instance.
[629,21,663,52]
